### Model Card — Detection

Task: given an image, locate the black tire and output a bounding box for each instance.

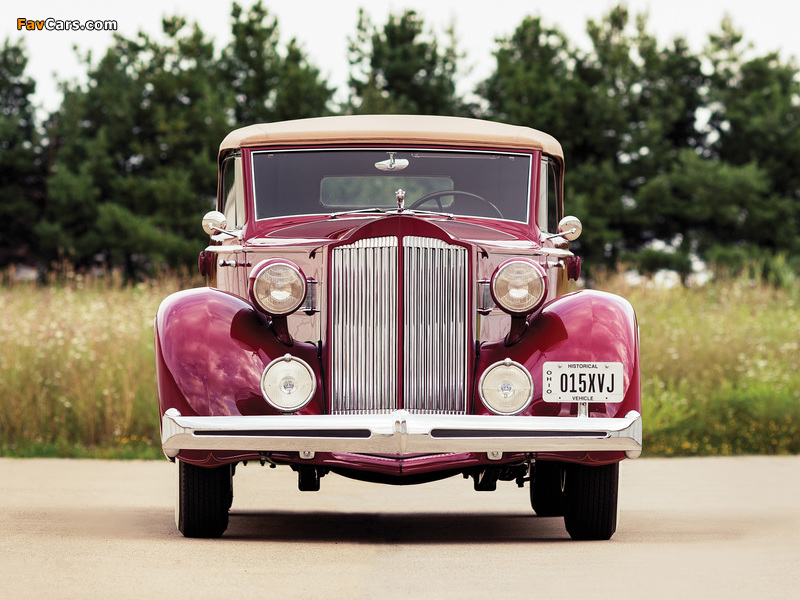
[530,461,566,517]
[176,460,232,538]
[563,462,619,541]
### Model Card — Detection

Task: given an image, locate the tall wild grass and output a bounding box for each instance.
[1,266,798,458]
[601,270,800,456]
[0,267,189,458]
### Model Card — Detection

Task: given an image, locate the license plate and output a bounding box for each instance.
[542,362,624,403]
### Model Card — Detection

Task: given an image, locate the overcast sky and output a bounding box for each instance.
[5,0,800,116]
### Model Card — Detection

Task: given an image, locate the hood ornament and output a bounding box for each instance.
[396,188,406,212]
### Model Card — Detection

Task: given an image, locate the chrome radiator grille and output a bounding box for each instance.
[330,236,469,415]
[403,236,469,413]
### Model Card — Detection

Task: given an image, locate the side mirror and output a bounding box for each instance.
[202,211,228,236]
[557,216,582,241]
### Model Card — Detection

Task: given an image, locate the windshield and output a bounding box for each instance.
[251,149,532,222]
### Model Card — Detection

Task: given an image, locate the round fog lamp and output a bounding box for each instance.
[260,354,316,412]
[479,358,533,415]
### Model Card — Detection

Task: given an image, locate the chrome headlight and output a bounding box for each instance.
[491,259,547,315]
[260,354,316,412]
[479,358,534,415]
[249,260,306,316]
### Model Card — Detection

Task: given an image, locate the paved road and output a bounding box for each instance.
[1,456,798,599]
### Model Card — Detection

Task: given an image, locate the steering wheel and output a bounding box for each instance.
[408,190,503,219]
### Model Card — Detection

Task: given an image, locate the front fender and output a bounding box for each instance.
[477,289,641,420]
[154,287,322,419]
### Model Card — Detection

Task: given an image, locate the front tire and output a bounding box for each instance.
[530,461,566,517]
[176,460,232,538]
[563,462,619,540]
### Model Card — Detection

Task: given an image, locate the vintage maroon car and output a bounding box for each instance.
[155,115,641,539]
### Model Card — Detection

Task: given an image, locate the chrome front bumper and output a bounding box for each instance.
[161,409,642,460]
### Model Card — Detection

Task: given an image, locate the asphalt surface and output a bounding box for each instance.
[1,456,798,599]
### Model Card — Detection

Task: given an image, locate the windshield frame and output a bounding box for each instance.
[248,146,534,225]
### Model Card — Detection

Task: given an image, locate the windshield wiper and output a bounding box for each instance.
[404,209,454,220]
[330,207,455,220]
[330,207,387,219]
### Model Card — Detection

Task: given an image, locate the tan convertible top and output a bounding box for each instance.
[220,115,563,160]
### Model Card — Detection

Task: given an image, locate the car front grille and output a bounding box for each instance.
[331,236,469,415]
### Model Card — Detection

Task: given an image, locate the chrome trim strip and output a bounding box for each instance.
[161,410,642,459]
[203,245,245,253]
[535,248,574,258]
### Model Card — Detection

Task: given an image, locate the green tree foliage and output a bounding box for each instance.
[5,3,800,277]
[37,3,332,276]
[0,39,45,267]
[480,17,581,141]
[219,2,332,124]
[575,8,709,268]
[39,18,230,275]
[347,9,461,115]
[636,150,770,255]
[704,19,800,260]
[478,6,799,276]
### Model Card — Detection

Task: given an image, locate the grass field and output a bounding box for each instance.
[604,271,800,456]
[1,268,798,459]
[0,269,182,459]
